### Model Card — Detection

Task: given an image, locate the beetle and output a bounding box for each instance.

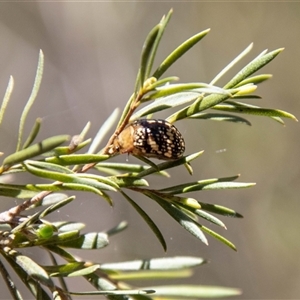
[109,119,185,160]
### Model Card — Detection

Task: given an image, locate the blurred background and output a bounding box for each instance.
[0,2,299,299]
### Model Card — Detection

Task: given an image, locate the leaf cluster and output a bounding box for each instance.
[0,9,296,300]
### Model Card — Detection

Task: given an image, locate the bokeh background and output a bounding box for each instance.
[0,2,299,299]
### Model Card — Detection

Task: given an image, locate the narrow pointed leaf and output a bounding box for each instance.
[110,176,148,188]
[145,76,179,91]
[143,285,241,298]
[0,185,38,198]
[121,191,167,251]
[139,24,161,87]
[153,29,210,79]
[39,196,75,218]
[70,289,154,296]
[101,256,206,271]
[213,102,297,122]
[210,43,253,85]
[17,50,44,151]
[95,162,170,177]
[144,9,173,80]
[47,252,69,295]
[25,160,74,174]
[192,209,227,229]
[12,253,54,288]
[143,82,226,102]
[200,225,237,251]
[224,48,284,89]
[109,270,193,281]
[147,192,208,245]
[132,92,200,120]
[88,108,119,154]
[1,135,70,171]
[23,162,117,192]
[44,262,86,276]
[2,252,51,300]
[235,74,273,87]
[45,154,110,165]
[1,182,106,198]
[22,118,42,149]
[68,264,101,277]
[159,175,242,194]
[188,112,252,125]
[30,193,70,207]
[0,258,23,300]
[137,151,204,178]
[199,202,243,218]
[58,232,109,249]
[0,75,14,126]
[45,245,77,262]
[52,221,85,232]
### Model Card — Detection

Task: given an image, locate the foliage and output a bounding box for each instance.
[0,9,297,300]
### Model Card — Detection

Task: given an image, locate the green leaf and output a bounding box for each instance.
[1,135,70,172]
[121,191,167,252]
[101,256,206,271]
[193,209,227,229]
[29,193,70,207]
[57,232,109,249]
[224,48,284,89]
[17,50,44,151]
[0,258,23,300]
[132,92,200,120]
[52,138,92,156]
[45,245,77,262]
[137,151,204,178]
[166,92,229,123]
[44,261,86,276]
[235,74,273,87]
[70,290,155,296]
[144,9,173,82]
[0,184,38,199]
[25,160,74,174]
[139,24,161,88]
[95,162,170,177]
[47,252,69,295]
[10,196,74,233]
[144,76,179,91]
[109,270,193,282]
[153,29,210,79]
[159,175,252,194]
[52,221,86,232]
[143,82,227,102]
[45,153,110,165]
[2,251,51,300]
[38,196,75,218]
[200,225,237,251]
[23,161,117,192]
[188,112,252,125]
[199,202,243,218]
[0,76,14,126]
[88,108,119,154]
[110,176,149,188]
[147,192,208,245]
[11,253,54,288]
[142,285,241,298]
[213,101,298,122]
[210,43,253,86]
[22,118,42,149]
[68,264,101,277]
